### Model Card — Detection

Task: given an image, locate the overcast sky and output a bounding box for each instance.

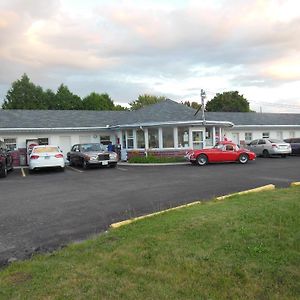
[0,0,299,112]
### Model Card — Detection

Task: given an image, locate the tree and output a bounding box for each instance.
[113,104,129,111]
[2,74,47,109]
[54,84,82,110]
[182,101,201,110]
[205,91,251,112]
[129,94,166,110]
[82,92,115,110]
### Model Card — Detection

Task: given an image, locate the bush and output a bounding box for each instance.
[128,155,185,163]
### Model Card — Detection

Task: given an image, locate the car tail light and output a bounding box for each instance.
[55,154,64,158]
[272,144,278,148]
[30,155,39,160]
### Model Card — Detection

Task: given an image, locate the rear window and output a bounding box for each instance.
[33,147,58,153]
[268,139,282,143]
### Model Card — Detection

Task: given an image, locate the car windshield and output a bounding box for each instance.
[214,143,224,149]
[81,143,104,152]
[33,146,59,153]
[268,139,282,143]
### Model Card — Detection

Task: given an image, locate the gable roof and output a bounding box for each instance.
[0,99,299,131]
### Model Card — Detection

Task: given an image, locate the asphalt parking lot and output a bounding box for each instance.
[0,156,300,266]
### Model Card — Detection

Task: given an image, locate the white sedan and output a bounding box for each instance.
[29,145,65,172]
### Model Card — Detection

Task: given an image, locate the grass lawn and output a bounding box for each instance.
[0,187,299,299]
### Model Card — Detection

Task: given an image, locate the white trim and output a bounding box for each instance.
[233,125,300,128]
[112,120,234,128]
[0,126,107,132]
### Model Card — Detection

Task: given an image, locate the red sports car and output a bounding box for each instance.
[185,141,256,166]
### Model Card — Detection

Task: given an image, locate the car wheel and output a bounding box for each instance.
[110,163,117,168]
[82,160,88,169]
[0,164,7,178]
[196,154,208,166]
[281,154,287,158]
[262,150,269,158]
[239,153,249,164]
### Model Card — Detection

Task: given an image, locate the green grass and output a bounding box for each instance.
[128,155,186,163]
[0,187,299,299]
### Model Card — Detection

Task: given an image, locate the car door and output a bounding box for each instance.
[70,145,80,165]
[248,140,258,153]
[220,144,238,161]
[256,139,267,155]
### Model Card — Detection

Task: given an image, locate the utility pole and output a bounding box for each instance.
[194,89,206,124]
[201,89,206,124]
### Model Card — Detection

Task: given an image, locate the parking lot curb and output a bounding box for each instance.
[118,162,190,166]
[110,201,202,229]
[290,182,300,187]
[216,184,276,201]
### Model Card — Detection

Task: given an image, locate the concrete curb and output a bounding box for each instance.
[290,182,300,187]
[110,201,201,229]
[216,184,276,200]
[118,162,190,166]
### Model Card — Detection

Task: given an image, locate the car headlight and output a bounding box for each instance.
[109,153,117,159]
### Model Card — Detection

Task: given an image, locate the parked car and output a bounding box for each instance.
[0,140,13,178]
[246,139,291,157]
[284,138,300,155]
[185,141,256,166]
[29,145,65,172]
[67,143,118,169]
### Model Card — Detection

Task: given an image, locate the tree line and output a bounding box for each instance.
[2,74,251,112]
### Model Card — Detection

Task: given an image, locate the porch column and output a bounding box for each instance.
[133,129,137,149]
[219,127,222,141]
[212,126,216,146]
[174,127,178,148]
[158,128,163,149]
[144,128,149,150]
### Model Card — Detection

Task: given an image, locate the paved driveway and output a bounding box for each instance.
[0,156,299,265]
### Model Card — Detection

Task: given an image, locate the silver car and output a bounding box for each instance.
[247,139,291,158]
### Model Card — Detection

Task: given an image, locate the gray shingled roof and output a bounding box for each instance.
[0,99,299,129]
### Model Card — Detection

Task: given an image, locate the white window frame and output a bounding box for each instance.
[262,132,269,139]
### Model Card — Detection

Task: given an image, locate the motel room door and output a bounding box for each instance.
[192,130,204,149]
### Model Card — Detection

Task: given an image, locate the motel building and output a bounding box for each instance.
[0,99,300,166]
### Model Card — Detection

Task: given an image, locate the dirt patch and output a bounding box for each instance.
[6,272,32,285]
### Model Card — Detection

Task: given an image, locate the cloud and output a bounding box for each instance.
[0,0,299,112]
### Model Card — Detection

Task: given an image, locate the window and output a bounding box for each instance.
[178,127,189,148]
[148,128,159,148]
[38,138,49,145]
[126,130,134,149]
[249,140,258,146]
[258,139,266,145]
[205,128,213,146]
[136,129,145,148]
[262,132,269,139]
[162,127,174,148]
[100,135,111,145]
[245,132,252,142]
[3,138,17,151]
[122,132,126,148]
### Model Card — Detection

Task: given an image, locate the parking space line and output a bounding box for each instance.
[21,168,26,177]
[117,167,128,171]
[67,166,84,173]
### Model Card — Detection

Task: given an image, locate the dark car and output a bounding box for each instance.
[67,143,118,169]
[0,140,14,178]
[284,138,300,155]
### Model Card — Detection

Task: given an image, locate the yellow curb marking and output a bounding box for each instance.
[110,201,201,229]
[21,168,26,177]
[291,182,300,186]
[216,184,275,200]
